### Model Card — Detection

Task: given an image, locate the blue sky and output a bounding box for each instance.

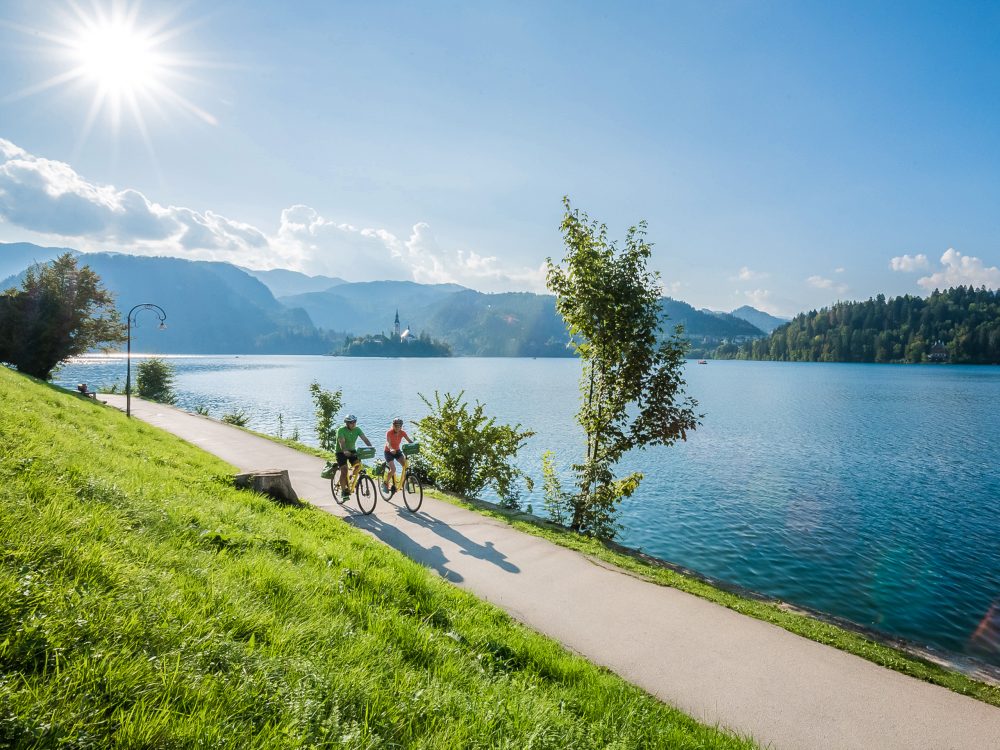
[1,0,998,315]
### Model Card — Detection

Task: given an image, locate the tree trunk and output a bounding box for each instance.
[234,469,299,504]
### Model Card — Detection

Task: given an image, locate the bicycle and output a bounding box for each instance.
[327,446,378,514]
[376,442,423,512]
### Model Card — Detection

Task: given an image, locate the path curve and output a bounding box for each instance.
[106,395,1000,750]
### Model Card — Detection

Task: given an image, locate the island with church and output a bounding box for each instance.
[334,310,453,357]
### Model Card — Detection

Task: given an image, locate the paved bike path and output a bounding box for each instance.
[106,395,1000,750]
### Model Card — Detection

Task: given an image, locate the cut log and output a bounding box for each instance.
[234,469,299,504]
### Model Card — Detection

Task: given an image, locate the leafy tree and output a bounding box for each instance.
[135,357,177,404]
[416,390,534,507]
[546,198,699,537]
[0,254,124,379]
[309,381,343,452]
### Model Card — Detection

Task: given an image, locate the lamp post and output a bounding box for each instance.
[126,303,167,418]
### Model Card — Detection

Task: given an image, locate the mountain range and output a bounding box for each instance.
[727,305,788,334]
[243,268,346,298]
[1,243,772,355]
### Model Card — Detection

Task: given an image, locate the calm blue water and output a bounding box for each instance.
[55,356,1000,665]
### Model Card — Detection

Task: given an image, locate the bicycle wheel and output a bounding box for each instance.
[356,475,377,515]
[376,471,394,500]
[402,472,423,512]
[331,468,349,505]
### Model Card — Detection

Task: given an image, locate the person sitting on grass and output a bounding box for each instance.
[336,414,373,501]
[382,417,412,496]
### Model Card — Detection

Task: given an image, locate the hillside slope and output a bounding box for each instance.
[0,367,751,749]
[730,305,788,334]
[245,267,347,297]
[0,241,75,281]
[721,287,1000,364]
[1,247,341,354]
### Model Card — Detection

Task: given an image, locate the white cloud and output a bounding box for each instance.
[0,137,544,292]
[732,265,767,282]
[374,222,546,291]
[917,248,1000,291]
[806,275,848,295]
[834,267,845,274]
[743,288,782,315]
[0,137,270,263]
[806,275,832,288]
[889,253,929,272]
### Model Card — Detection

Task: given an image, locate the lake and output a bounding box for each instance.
[55,355,1000,667]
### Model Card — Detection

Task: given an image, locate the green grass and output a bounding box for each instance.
[421,492,1000,708]
[0,367,755,749]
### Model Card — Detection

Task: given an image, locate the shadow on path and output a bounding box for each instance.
[346,511,463,583]
[396,505,520,574]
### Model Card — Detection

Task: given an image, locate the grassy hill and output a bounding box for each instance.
[0,366,752,749]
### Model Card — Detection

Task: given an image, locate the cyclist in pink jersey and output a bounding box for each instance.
[382,417,412,496]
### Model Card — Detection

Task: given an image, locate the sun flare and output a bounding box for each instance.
[6,0,216,147]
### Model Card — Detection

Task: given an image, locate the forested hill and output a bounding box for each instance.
[716,287,1000,364]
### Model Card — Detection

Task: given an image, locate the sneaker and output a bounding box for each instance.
[382,482,391,493]
[388,486,397,498]
[340,491,350,500]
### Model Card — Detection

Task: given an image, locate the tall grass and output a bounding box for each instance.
[0,368,754,749]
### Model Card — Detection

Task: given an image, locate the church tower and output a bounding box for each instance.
[393,309,401,340]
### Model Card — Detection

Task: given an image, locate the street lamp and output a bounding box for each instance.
[126,303,167,418]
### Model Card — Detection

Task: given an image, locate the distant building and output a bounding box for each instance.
[929,340,949,363]
[393,309,401,340]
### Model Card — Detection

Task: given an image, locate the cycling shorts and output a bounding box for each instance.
[335,450,359,467]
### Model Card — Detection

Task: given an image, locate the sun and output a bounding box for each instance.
[5,1,217,145]
[73,19,162,96]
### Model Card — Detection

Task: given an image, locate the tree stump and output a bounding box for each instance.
[234,469,299,504]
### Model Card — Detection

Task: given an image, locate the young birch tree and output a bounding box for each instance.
[546,198,700,537]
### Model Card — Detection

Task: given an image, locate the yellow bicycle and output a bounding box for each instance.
[329,447,378,514]
[377,442,423,512]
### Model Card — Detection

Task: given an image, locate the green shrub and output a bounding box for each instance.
[541,450,573,525]
[136,357,177,404]
[416,390,534,507]
[221,409,249,427]
[309,381,342,452]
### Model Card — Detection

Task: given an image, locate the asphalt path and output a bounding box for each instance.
[106,395,1000,750]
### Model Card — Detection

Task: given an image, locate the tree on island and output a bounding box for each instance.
[339,331,451,357]
[0,253,124,380]
[546,198,700,538]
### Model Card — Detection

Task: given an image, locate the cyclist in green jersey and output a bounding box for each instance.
[335,414,373,500]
